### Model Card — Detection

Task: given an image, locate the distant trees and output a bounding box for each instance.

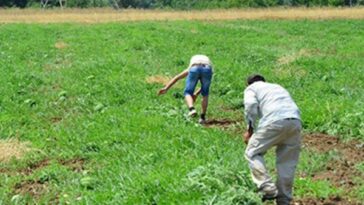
[0,0,363,8]
[0,0,27,7]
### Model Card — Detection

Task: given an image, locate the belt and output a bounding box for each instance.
[191,63,208,67]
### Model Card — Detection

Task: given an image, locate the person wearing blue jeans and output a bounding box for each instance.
[158,55,213,124]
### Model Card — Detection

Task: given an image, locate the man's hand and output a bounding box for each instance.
[243,131,252,144]
[158,88,168,95]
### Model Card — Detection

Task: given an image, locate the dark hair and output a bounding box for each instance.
[247,74,265,85]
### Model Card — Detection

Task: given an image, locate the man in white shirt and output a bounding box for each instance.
[243,74,301,205]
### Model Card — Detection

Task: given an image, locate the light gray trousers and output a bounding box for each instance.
[245,119,301,205]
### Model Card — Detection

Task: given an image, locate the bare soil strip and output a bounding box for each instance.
[14,180,48,199]
[303,134,364,188]
[296,134,364,205]
[1,8,364,23]
[293,196,362,205]
[1,158,85,176]
[5,157,85,199]
[203,118,240,128]
[145,75,170,85]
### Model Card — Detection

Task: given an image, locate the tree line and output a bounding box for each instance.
[0,0,362,9]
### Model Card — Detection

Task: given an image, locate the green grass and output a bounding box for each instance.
[0,20,364,204]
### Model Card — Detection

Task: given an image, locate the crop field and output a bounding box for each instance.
[1,7,364,23]
[0,9,364,204]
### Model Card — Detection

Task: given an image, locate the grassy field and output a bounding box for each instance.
[0,15,364,204]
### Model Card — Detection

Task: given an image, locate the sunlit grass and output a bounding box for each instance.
[0,20,363,203]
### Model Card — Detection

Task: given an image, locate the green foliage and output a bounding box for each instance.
[294,178,342,198]
[0,20,364,203]
[353,184,364,201]
[185,164,261,204]
[297,150,335,176]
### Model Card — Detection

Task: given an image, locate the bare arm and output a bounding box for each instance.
[158,69,188,95]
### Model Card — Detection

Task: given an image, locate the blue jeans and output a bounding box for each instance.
[184,65,213,97]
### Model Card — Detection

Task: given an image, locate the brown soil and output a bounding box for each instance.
[303,133,364,162]
[292,196,362,205]
[50,116,63,123]
[303,133,364,188]
[8,158,86,200]
[14,180,48,199]
[22,159,51,175]
[145,75,170,85]
[203,119,239,128]
[2,158,85,176]
[0,159,51,176]
[297,134,364,204]
[59,158,86,172]
[54,41,68,49]
[208,122,363,204]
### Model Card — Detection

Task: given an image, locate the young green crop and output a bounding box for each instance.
[0,20,363,203]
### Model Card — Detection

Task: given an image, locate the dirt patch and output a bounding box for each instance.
[292,196,362,205]
[50,117,63,124]
[303,133,364,189]
[2,158,86,176]
[59,158,85,172]
[21,159,51,175]
[145,75,170,85]
[0,159,49,175]
[54,41,68,49]
[312,160,361,188]
[0,139,31,163]
[203,119,240,129]
[14,180,48,199]
[303,133,364,163]
[4,157,85,200]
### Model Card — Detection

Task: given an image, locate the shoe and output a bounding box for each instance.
[188,109,197,117]
[198,118,206,124]
[260,185,278,202]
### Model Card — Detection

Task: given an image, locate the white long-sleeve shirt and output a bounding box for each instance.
[244,81,300,129]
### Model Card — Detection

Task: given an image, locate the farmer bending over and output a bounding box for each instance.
[243,74,301,205]
[158,54,213,124]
